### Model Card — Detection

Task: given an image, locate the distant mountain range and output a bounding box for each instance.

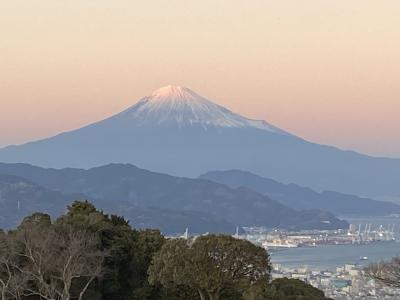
[0,173,237,233]
[0,85,399,200]
[200,170,400,216]
[0,163,348,231]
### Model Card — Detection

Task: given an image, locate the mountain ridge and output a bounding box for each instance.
[0,162,348,230]
[0,173,237,233]
[200,170,400,216]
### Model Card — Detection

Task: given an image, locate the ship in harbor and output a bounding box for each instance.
[262,239,299,249]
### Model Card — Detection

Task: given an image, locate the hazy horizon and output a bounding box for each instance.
[1,1,399,158]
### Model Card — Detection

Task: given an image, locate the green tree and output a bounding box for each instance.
[18,212,52,230]
[130,229,166,299]
[148,235,271,300]
[1,201,178,299]
[56,200,108,231]
[264,278,330,300]
[56,200,166,300]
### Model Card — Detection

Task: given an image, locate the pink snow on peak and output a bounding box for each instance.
[148,85,201,103]
[117,85,287,135]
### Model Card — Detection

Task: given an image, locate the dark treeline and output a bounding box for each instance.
[0,201,329,300]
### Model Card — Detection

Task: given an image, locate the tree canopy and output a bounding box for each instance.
[0,200,330,300]
[148,235,271,300]
[264,278,330,300]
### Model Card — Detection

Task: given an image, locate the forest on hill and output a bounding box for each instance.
[0,201,330,300]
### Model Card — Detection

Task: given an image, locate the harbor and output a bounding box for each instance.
[248,218,400,299]
[241,223,396,251]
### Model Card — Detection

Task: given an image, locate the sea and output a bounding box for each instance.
[270,216,400,271]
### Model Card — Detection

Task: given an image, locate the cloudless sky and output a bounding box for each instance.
[1,0,399,157]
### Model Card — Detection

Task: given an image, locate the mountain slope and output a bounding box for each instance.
[0,174,74,228]
[0,173,235,233]
[200,170,400,216]
[0,85,399,199]
[0,163,348,230]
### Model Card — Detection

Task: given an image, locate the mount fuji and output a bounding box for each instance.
[1,85,399,199]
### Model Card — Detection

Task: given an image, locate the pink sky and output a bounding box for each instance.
[1,0,399,157]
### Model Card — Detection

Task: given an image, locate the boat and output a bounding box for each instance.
[360,256,369,261]
[262,239,299,249]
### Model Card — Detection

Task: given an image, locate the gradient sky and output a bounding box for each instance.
[1,0,399,157]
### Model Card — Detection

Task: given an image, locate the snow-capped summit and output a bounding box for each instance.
[118,85,286,133]
[150,85,196,99]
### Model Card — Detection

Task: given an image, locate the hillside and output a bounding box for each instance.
[0,163,348,230]
[0,174,235,233]
[0,174,74,228]
[200,170,400,216]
